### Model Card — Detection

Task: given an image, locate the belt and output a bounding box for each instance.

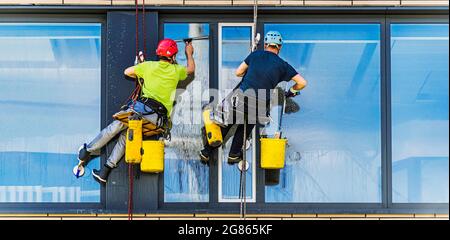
[140,97,168,116]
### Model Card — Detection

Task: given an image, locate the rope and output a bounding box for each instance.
[142,0,146,57]
[239,164,244,217]
[252,0,258,51]
[239,113,248,220]
[239,0,258,220]
[129,0,147,109]
[128,0,146,221]
[135,0,139,58]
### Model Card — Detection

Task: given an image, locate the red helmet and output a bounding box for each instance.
[156,39,178,57]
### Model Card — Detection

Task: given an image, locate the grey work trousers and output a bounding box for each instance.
[86,109,159,168]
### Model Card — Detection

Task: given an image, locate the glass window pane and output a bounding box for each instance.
[391,24,449,203]
[163,23,210,202]
[0,23,101,202]
[219,25,254,201]
[264,24,382,202]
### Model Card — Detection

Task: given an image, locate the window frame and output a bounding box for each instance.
[0,10,446,214]
[0,15,106,213]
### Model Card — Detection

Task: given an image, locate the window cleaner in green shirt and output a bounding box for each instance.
[75,39,195,184]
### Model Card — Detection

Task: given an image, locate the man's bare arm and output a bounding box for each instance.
[235,61,248,77]
[291,74,307,90]
[124,66,137,79]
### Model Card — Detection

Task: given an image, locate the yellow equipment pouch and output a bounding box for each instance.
[125,119,143,164]
[140,140,164,173]
[202,109,223,148]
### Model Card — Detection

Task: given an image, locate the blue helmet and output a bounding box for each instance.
[264,31,283,47]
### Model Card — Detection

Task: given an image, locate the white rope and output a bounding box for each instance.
[252,0,259,51]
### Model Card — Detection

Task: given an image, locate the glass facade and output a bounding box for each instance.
[163,23,210,202]
[391,24,449,203]
[0,23,101,202]
[264,24,382,202]
[0,15,447,211]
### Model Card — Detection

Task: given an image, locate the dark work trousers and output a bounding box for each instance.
[203,123,255,157]
[203,88,271,158]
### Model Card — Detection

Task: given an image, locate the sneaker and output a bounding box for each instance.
[227,151,242,165]
[199,149,210,166]
[78,143,91,164]
[92,164,112,184]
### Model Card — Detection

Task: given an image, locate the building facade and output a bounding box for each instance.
[0,1,448,217]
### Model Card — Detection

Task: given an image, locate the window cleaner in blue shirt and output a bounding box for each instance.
[199,31,308,164]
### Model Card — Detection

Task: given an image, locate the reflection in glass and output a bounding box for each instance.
[264,24,382,202]
[164,23,210,202]
[0,23,101,202]
[391,24,449,203]
[219,26,254,201]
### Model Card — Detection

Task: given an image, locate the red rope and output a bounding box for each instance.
[128,1,147,219]
[142,0,146,57]
[127,0,140,221]
[135,0,139,58]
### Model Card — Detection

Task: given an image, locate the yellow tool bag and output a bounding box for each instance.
[125,119,143,164]
[114,111,165,137]
[202,109,223,147]
[260,138,287,169]
[140,140,164,173]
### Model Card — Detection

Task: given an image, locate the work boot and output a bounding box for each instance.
[92,164,112,184]
[199,149,210,166]
[77,143,91,165]
[227,151,242,165]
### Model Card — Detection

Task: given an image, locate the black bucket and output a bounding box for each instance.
[265,169,280,186]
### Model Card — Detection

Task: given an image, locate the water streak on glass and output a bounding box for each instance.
[163,23,210,202]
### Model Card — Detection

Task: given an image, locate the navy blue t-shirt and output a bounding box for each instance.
[239,50,298,99]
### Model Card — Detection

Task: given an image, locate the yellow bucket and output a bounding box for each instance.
[140,140,164,173]
[260,138,287,169]
[202,109,223,147]
[125,119,143,164]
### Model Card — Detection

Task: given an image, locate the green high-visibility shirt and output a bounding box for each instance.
[134,61,187,115]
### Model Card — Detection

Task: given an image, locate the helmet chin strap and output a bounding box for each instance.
[170,56,177,64]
